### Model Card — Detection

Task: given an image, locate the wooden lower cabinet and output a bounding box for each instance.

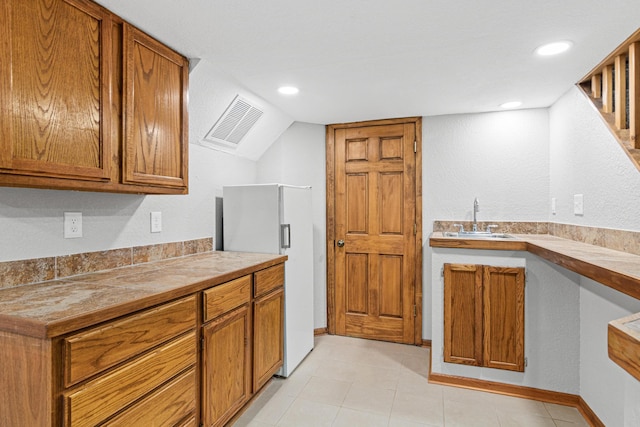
[443,263,525,372]
[253,287,285,391]
[0,262,286,426]
[201,304,252,427]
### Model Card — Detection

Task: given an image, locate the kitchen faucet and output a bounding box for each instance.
[473,197,479,231]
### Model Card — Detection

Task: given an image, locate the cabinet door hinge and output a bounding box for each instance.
[200,336,205,351]
[413,304,417,317]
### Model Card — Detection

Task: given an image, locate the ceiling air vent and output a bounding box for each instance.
[203,95,263,150]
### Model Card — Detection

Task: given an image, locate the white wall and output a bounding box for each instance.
[423,109,551,339]
[256,122,327,329]
[549,87,640,231]
[579,278,640,426]
[548,86,640,426]
[430,249,581,394]
[0,68,261,262]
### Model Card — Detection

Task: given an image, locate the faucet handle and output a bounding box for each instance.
[486,224,498,233]
[453,224,465,233]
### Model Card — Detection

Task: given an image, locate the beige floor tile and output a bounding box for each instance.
[350,362,400,390]
[331,407,390,427]
[553,420,590,427]
[235,335,591,427]
[389,418,437,427]
[490,394,551,417]
[444,400,500,427]
[442,384,496,405]
[342,383,396,416]
[244,392,295,424]
[270,374,312,398]
[276,399,340,427]
[298,376,351,406]
[543,403,589,425]
[391,392,444,426]
[496,412,557,427]
[232,417,276,427]
[396,371,445,399]
[400,353,431,377]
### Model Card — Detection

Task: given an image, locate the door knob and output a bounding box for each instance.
[337,239,345,247]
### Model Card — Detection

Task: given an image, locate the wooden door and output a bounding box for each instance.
[327,117,421,344]
[0,0,112,181]
[201,305,251,427]
[253,288,284,391]
[483,266,525,372]
[443,264,483,366]
[122,24,188,189]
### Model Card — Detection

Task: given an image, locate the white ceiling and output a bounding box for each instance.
[96,0,640,125]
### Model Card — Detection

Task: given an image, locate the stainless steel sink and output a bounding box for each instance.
[444,231,515,239]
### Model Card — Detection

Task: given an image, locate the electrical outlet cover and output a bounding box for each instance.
[64,212,83,238]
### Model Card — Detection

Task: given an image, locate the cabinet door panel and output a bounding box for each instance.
[253,287,284,391]
[0,0,112,180]
[202,305,251,427]
[483,266,525,372]
[443,264,483,366]
[123,24,188,189]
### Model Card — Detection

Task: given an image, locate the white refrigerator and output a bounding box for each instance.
[223,184,314,377]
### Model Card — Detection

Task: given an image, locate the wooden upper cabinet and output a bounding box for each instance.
[0,0,189,194]
[0,0,112,181]
[122,24,189,190]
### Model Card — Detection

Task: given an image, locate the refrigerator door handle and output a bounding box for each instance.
[280,224,291,249]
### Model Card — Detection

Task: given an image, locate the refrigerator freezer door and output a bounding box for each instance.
[223,184,280,254]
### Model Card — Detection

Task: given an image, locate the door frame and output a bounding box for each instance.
[326,116,423,345]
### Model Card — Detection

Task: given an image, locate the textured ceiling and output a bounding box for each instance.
[95,0,640,124]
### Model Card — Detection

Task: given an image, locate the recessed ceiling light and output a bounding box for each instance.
[535,41,573,56]
[278,86,299,95]
[500,101,522,109]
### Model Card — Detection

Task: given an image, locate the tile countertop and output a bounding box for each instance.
[430,231,640,383]
[429,232,640,301]
[0,251,287,339]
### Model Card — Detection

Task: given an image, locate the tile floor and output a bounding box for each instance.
[232,335,590,427]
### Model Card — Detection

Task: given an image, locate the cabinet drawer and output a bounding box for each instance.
[64,331,196,427]
[103,367,196,426]
[254,264,284,297]
[64,296,196,386]
[203,275,251,322]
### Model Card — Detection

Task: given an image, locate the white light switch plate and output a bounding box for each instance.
[574,194,584,215]
[151,211,162,233]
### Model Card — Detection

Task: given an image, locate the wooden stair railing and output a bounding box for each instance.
[578,28,640,172]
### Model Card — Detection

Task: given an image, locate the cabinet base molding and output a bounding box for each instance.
[314,328,328,336]
[428,372,603,427]
[421,339,432,348]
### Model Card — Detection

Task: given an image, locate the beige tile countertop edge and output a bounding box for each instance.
[0,251,287,339]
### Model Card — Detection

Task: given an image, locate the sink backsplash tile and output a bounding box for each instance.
[434,220,640,256]
[0,237,214,290]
